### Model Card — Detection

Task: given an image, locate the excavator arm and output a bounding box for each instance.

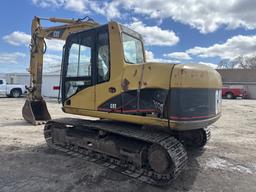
[22,16,99,125]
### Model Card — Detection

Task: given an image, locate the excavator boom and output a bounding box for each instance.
[22,16,99,125]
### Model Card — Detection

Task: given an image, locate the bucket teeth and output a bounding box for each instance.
[22,99,51,125]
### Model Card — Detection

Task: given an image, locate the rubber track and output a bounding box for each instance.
[44,118,188,186]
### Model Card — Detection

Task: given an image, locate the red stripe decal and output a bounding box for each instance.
[98,108,156,113]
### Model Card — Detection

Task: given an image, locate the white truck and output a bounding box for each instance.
[0,79,27,98]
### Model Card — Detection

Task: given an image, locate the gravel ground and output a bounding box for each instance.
[0,97,255,192]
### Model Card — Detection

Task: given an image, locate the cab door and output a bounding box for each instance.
[62,29,96,110]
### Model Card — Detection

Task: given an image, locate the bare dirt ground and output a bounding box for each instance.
[0,97,255,192]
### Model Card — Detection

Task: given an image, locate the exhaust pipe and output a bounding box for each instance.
[22,99,51,125]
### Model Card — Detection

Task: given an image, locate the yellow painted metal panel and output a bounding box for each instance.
[66,86,95,110]
[170,64,222,89]
[141,63,174,89]
[122,64,142,91]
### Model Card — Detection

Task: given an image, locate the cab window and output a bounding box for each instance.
[67,43,91,78]
[65,35,93,99]
[97,32,110,83]
[122,33,144,64]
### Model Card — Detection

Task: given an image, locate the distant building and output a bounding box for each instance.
[3,73,60,98]
[216,69,256,99]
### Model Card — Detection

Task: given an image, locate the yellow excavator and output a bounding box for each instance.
[22,16,222,185]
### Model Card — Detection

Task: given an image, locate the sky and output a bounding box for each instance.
[0,0,256,73]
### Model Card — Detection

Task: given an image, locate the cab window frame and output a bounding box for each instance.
[66,43,92,78]
[96,29,111,84]
[121,32,145,65]
[63,31,95,100]
[62,25,110,102]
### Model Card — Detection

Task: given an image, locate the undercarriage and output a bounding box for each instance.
[44,118,210,185]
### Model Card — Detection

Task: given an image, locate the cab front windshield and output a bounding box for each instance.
[122,33,144,64]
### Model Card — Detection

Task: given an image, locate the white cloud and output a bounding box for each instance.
[127,20,179,46]
[0,52,26,64]
[164,52,192,60]
[102,1,121,20]
[187,35,256,59]
[30,1,256,33]
[43,54,62,73]
[65,0,88,13]
[145,50,155,61]
[3,31,64,52]
[89,1,105,15]
[146,50,180,63]
[198,61,218,69]
[2,30,64,72]
[32,0,120,20]
[32,0,89,13]
[89,1,121,20]
[3,31,30,46]
[0,51,62,72]
[32,0,65,8]
[44,54,62,65]
[45,39,65,52]
[0,52,62,73]
[101,0,256,33]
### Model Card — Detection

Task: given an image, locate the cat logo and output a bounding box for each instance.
[109,103,117,109]
[53,31,60,38]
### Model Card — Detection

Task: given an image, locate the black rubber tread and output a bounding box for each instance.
[44,118,188,186]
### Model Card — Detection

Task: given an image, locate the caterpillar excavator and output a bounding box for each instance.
[22,16,222,185]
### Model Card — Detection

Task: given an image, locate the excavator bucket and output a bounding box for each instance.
[22,99,51,125]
